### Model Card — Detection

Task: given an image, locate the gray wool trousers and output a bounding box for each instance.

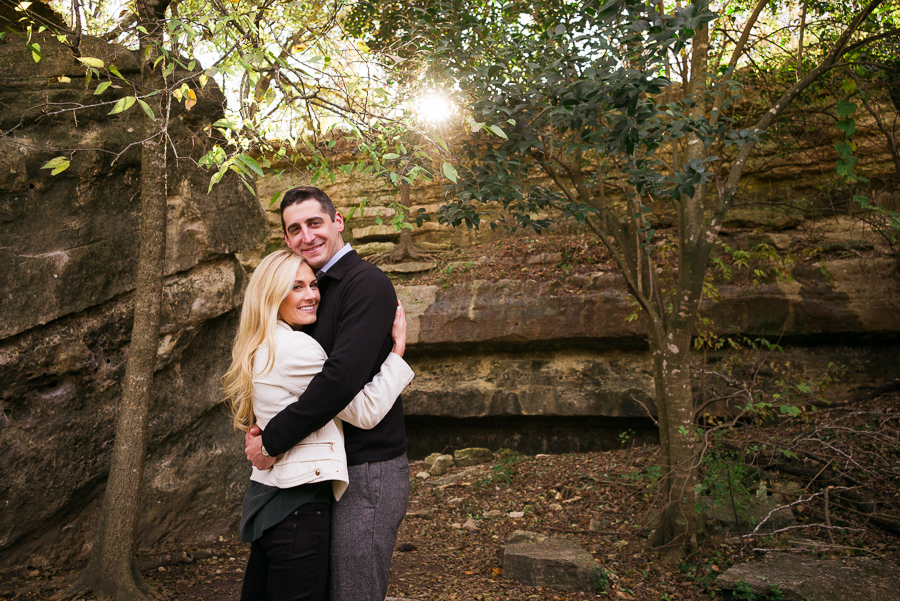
[329,454,410,601]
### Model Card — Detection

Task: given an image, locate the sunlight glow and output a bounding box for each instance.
[415,91,454,123]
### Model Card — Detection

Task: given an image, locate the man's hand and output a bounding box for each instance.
[245,425,276,470]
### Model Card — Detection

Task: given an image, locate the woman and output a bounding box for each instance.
[222,249,414,601]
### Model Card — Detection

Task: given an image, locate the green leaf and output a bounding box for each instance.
[488,124,508,139]
[108,65,125,80]
[28,42,41,63]
[382,153,400,160]
[235,154,264,177]
[77,56,105,69]
[137,99,156,121]
[834,141,853,159]
[207,167,226,193]
[268,190,284,208]
[94,81,112,95]
[42,156,70,175]
[442,161,458,183]
[108,96,136,115]
[836,100,858,118]
[779,405,801,417]
[840,79,856,95]
[835,118,856,137]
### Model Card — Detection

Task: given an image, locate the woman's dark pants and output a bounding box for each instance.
[240,502,331,601]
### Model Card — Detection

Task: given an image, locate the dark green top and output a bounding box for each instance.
[239,480,333,543]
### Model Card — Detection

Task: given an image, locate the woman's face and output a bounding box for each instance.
[277,262,320,328]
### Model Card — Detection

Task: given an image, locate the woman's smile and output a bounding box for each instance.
[277,263,320,328]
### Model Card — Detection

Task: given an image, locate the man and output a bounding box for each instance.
[245,186,408,601]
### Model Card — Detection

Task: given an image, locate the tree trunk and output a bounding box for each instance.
[645,323,699,550]
[380,181,433,263]
[78,1,169,598]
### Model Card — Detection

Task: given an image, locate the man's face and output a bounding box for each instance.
[282,200,345,270]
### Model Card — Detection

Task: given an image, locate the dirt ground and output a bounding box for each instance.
[5,393,899,601]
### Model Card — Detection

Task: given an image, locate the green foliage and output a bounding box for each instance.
[729,579,784,601]
[591,566,610,592]
[623,464,662,485]
[694,447,762,523]
[853,195,900,253]
[834,89,863,184]
[401,0,727,235]
[488,453,522,486]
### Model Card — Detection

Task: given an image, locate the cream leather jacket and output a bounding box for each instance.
[249,321,414,500]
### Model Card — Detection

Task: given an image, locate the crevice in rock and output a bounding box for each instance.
[404,415,658,460]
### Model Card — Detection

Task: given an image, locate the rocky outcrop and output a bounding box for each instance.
[0,30,266,570]
[399,242,900,422]
[717,552,900,601]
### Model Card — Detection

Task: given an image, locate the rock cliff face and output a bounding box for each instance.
[0,32,267,570]
[396,235,900,456]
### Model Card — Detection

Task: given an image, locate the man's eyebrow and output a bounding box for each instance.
[287,216,323,229]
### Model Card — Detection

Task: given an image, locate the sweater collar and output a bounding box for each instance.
[316,242,353,278]
[316,248,360,283]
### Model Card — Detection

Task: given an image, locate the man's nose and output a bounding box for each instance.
[299,226,316,244]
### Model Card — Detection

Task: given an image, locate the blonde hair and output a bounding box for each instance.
[223,250,307,432]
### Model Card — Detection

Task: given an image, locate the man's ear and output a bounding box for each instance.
[334,212,345,233]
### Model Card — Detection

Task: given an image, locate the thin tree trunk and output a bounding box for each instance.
[77,1,170,598]
[797,0,807,78]
[380,181,433,263]
[645,321,698,549]
[393,182,416,257]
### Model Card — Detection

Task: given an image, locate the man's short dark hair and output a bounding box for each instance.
[280,186,337,231]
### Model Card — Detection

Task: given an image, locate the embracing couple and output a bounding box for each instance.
[222,186,413,601]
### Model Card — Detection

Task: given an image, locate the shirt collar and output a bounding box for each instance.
[317,242,353,278]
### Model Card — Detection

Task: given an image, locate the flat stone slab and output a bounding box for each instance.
[503,536,600,592]
[717,552,900,601]
[380,261,437,274]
